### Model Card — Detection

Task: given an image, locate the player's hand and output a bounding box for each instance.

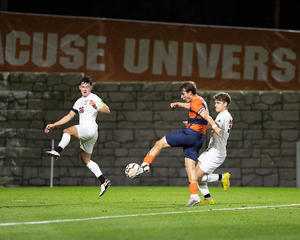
[89,100,97,109]
[170,102,178,109]
[45,124,54,133]
[183,121,188,126]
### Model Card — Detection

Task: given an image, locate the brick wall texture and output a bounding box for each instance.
[0,72,299,187]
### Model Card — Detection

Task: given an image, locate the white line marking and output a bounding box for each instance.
[1,204,299,227]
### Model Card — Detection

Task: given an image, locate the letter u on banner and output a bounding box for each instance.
[32,32,58,67]
[124,38,150,73]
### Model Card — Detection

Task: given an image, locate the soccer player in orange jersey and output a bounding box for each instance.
[136,81,221,206]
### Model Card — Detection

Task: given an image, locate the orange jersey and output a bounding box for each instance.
[186,95,208,134]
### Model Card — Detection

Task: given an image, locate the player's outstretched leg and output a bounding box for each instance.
[135,137,168,179]
[99,179,111,197]
[221,172,230,191]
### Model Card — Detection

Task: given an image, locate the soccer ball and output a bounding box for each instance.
[125,163,141,178]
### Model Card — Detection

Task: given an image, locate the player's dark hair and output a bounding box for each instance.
[213,92,231,107]
[79,76,93,86]
[180,81,197,95]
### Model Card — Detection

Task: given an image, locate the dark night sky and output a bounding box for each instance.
[3,0,300,30]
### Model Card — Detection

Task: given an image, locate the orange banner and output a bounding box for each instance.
[1,12,300,90]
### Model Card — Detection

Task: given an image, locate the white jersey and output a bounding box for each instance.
[207,110,233,157]
[72,93,103,128]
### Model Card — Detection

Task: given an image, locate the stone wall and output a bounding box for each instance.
[0,72,299,187]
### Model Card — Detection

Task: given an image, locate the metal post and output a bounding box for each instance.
[297,141,300,188]
[50,139,54,188]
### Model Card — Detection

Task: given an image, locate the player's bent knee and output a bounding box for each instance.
[155,137,169,149]
[63,129,69,134]
[154,140,162,149]
[155,140,166,150]
[63,127,77,136]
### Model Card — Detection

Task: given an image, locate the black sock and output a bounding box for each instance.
[98,175,106,184]
[204,193,211,199]
[55,146,63,153]
[218,174,222,180]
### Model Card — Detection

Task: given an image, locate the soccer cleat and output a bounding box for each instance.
[131,168,144,179]
[141,162,150,173]
[186,195,200,207]
[99,179,111,197]
[46,150,60,160]
[131,163,150,179]
[221,172,230,191]
[199,198,215,204]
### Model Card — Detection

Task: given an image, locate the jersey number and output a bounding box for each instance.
[79,107,84,114]
[228,119,233,133]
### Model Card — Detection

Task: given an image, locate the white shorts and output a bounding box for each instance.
[198,149,226,174]
[75,125,98,154]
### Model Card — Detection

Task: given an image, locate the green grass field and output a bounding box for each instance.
[0,186,300,240]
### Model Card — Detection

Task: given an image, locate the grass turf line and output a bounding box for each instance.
[1,203,300,226]
[0,186,300,240]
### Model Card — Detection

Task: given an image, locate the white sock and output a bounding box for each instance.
[198,182,211,199]
[201,174,219,183]
[58,133,71,149]
[86,160,102,178]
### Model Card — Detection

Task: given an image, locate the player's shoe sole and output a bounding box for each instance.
[99,179,111,197]
[199,198,214,204]
[221,172,230,191]
[131,168,144,179]
[186,195,200,206]
[46,150,60,160]
[131,164,150,179]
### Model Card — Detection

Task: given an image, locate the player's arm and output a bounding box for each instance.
[45,110,76,133]
[89,100,110,114]
[98,104,110,114]
[199,110,221,137]
[170,102,190,110]
[206,116,219,130]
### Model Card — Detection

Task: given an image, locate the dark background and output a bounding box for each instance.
[2,0,300,30]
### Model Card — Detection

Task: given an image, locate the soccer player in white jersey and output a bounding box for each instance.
[196,92,233,204]
[45,76,111,197]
